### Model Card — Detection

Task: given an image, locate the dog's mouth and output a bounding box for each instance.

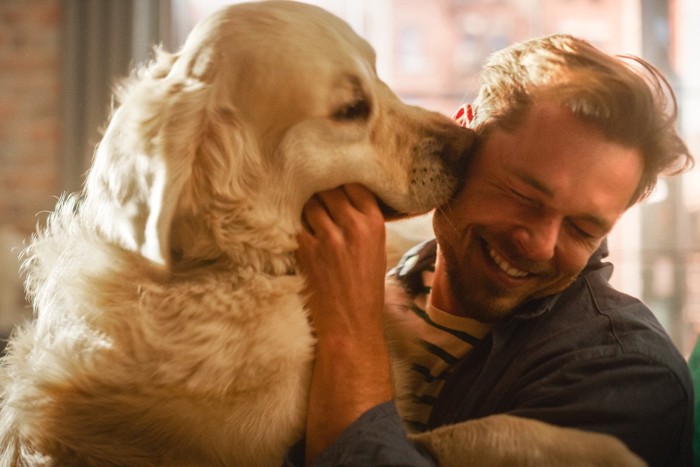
[376,196,409,221]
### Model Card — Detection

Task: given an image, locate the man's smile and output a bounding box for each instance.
[486,244,530,278]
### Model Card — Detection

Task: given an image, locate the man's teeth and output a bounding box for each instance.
[488,246,529,278]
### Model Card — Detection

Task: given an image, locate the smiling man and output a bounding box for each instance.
[431,101,643,322]
[292,34,695,467]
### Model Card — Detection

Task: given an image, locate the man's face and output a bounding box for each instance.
[432,103,643,322]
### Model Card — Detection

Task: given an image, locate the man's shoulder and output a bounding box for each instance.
[534,267,689,378]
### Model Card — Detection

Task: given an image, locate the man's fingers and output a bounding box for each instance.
[317,184,382,230]
[315,188,354,223]
[342,184,381,216]
[301,194,333,236]
[300,185,384,246]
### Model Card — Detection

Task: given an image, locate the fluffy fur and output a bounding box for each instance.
[409,414,645,467]
[0,2,469,466]
[0,2,645,466]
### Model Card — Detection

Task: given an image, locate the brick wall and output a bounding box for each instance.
[0,0,62,238]
[0,0,62,335]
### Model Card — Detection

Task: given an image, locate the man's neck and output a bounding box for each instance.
[429,248,460,316]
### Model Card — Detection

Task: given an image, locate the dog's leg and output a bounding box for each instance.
[409,415,646,467]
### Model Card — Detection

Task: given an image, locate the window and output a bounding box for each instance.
[170,0,700,355]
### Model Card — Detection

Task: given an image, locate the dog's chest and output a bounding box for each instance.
[124,272,311,388]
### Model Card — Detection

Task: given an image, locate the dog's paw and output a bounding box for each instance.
[408,414,646,467]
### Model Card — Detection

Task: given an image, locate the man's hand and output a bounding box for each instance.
[297,184,394,464]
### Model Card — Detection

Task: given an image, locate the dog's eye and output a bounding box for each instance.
[332,99,371,121]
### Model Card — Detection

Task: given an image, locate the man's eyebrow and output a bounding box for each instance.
[514,171,554,198]
[512,170,614,233]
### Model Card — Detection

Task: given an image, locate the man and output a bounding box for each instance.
[291,34,694,466]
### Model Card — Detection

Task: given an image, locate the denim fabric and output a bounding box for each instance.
[283,402,435,467]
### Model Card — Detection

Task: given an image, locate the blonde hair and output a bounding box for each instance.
[471,34,694,204]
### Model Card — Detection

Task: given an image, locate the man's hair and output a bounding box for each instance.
[471,33,694,205]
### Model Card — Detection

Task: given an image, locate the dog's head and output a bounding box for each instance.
[83,1,474,271]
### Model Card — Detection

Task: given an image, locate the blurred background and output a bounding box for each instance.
[1,0,698,355]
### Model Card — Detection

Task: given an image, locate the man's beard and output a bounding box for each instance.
[438,226,546,323]
[442,257,520,323]
[438,231,577,323]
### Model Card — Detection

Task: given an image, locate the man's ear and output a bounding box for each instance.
[453,104,475,128]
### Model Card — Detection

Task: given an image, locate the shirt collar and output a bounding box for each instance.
[392,238,610,322]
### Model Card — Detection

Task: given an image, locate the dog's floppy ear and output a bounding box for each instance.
[83,43,222,270]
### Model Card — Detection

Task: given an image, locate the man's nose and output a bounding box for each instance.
[511,217,560,261]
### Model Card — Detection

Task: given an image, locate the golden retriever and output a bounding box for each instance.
[0,2,644,466]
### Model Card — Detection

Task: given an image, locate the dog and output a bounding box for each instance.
[0,2,645,466]
[0,2,469,465]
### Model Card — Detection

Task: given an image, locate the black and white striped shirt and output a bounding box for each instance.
[395,267,491,431]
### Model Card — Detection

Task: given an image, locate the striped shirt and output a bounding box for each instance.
[397,267,491,432]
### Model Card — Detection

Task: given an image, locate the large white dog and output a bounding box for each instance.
[0,2,644,466]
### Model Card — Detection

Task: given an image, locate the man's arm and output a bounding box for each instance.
[284,401,435,467]
[507,354,693,466]
[296,184,431,464]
